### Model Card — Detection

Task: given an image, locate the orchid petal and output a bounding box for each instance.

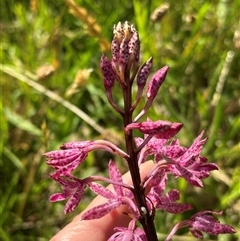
[157,202,192,214]
[88,182,115,199]
[64,184,86,213]
[46,153,80,167]
[49,192,71,202]
[44,149,80,159]
[108,160,124,196]
[189,211,236,236]
[60,141,93,149]
[82,200,120,220]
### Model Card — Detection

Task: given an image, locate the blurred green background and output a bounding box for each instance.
[1,0,239,240]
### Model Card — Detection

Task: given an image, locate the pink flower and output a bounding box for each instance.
[189,211,236,238]
[44,148,88,177]
[168,131,218,187]
[151,188,192,214]
[108,219,147,241]
[146,169,192,214]
[81,160,136,220]
[165,211,236,240]
[134,122,183,165]
[49,175,87,214]
[136,130,218,187]
[44,140,128,178]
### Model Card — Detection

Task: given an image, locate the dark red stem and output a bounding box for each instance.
[122,72,158,241]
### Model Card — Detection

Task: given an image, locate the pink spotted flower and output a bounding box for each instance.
[81,160,137,220]
[145,169,192,214]
[108,219,147,241]
[167,131,219,187]
[165,211,236,240]
[49,175,88,214]
[44,140,128,178]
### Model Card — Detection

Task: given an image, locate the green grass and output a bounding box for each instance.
[1,0,239,240]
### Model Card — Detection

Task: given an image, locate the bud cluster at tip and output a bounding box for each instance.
[111,21,140,83]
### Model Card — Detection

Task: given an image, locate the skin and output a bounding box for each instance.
[50,161,154,241]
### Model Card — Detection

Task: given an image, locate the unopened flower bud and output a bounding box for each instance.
[113,22,124,42]
[126,120,172,135]
[100,54,115,90]
[128,30,140,63]
[137,57,153,89]
[119,37,130,67]
[146,65,169,100]
[139,120,172,135]
[123,21,131,40]
[111,37,120,64]
[155,122,183,139]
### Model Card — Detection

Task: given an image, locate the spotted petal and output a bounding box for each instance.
[81,200,120,220]
[189,211,236,237]
[88,182,115,199]
[108,160,124,196]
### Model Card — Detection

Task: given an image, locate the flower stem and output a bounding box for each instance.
[122,74,158,241]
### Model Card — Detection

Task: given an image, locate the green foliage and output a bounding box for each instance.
[1,0,239,240]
